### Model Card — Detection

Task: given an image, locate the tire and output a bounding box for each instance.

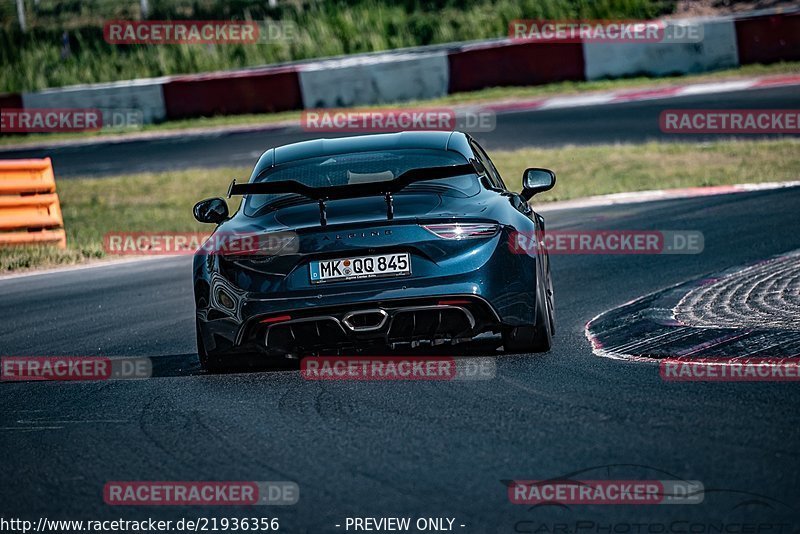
[503,274,553,353]
[197,321,285,373]
[545,260,556,336]
[197,320,226,373]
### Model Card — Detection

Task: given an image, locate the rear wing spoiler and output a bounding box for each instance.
[227,161,479,226]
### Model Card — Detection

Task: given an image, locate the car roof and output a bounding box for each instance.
[250,131,474,180]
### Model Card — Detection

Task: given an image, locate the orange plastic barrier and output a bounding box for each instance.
[0,158,66,249]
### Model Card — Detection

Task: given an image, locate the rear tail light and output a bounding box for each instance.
[422,223,499,240]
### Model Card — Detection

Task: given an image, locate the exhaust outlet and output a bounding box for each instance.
[342,309,389,332]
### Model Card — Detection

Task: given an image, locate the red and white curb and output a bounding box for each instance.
[584,248,800,364]
[479,74,800,115]
[0,118,300,152]
[585,314,664,364]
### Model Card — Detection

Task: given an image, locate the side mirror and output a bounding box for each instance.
[521,168,556,200]
[193,198,229,224]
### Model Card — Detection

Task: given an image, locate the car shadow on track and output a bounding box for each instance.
[0,340,546,382]
[148,352,297,377]
[149,338,511,378]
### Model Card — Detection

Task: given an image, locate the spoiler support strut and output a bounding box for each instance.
[318,198,328,227]
[384,192,394,221]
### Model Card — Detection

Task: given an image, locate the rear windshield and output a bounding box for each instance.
[244,149,479,217]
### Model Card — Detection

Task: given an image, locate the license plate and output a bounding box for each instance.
[310,253,411,283]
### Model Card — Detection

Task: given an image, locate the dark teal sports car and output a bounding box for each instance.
[192,131,555,371]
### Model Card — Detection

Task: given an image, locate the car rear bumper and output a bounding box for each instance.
[198,287,535,357]
[196,230,540,357]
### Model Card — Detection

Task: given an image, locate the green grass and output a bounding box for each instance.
[0,167,244,271]
[493,139,800,200]
[0,0,672,92]
[2,138,797,272]
[2,61,798,148]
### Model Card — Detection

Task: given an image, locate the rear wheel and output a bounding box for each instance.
[198,320,290,373]
[503,274,553,353]
[546,261,556,336]
[197,320,226,373]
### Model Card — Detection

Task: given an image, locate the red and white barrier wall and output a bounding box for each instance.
[582,19,739,80]
[22,78,169,124]
[447,39,585,93]
[298,52,449,108]
[162,65,301,120]
[734,10,800,64]
[1,10,797,125]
